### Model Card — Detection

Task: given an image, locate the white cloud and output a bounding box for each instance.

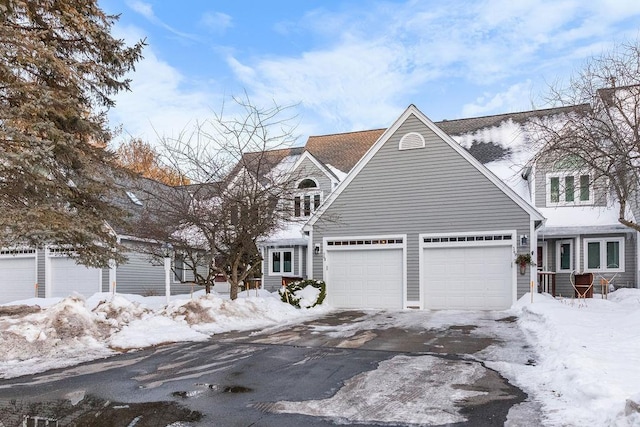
[200,11,233,34]
[461,81,535,117]
[228,37,436,132]
[225,0,640,131]
[108,25,217,146]
[126,0,198,41]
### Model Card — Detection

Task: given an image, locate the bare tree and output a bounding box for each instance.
[135,95,300,299]
[531,40,640,231]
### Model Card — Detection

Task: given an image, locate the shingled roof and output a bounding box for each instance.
[236,104,590,179]
[434,104,587,136]
[305,129,385,173]
[299,105,588,173]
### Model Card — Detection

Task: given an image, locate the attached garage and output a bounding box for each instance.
[421,232,516,310]
[324,236,405,309]
[47,250,101,298]
[0,249,37,304]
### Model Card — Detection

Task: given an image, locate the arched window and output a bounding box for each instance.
[294,178,321,217]
[297,178,318,189]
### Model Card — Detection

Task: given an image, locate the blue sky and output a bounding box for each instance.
[99,0,640,146]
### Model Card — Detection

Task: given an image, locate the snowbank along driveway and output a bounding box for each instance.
[0,308,539,426]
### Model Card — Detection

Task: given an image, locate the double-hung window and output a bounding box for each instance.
[270,249,293,275]
[293,177,322,217]
[583,237,624,272]
[556,240,573,272]
[294,193,321,217]
[547,173,592,206]
[174,254,186,282]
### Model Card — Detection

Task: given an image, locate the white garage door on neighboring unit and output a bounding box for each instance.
[325,237,404,309]
[49,250,101,298]
[421,232,514,310]
[0,249,37,304]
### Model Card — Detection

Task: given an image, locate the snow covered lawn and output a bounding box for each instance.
[502,290,640,426]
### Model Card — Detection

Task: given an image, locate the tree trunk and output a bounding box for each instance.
[229,279,239,300]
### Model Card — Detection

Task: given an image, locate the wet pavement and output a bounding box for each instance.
[0,310,539,426]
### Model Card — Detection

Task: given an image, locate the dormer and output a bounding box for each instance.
[535,154,605,208]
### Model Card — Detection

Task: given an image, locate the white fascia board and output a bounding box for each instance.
[307,104,544,227]
[289,150,339,187]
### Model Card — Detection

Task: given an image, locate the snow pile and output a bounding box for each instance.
[0,295,114,377]
[506,291,640,426]
[0,290,332,379]
[92,294,150,329]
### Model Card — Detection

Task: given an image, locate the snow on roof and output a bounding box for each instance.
[268,153,302,181]
[537,201,636,236]
[260,220,307,246]
[325,163,348,181]
[484,159,531,202]
[450,118,536,203]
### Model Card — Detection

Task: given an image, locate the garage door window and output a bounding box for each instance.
[270,249,293,274]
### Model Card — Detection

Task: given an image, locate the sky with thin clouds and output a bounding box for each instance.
[99,0,640,147]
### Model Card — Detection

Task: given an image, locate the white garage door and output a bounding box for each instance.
[0,252,36,304]
[49,255,101,298]
[326,238,404,309]
[422,234,514,310]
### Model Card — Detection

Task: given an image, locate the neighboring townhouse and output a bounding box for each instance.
[0,176,195,304]
[260,101,639,310]
[258,129,384,290]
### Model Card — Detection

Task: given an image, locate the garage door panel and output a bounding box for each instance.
[0,257,36,304]
[423,245,512,310]
[50,257,101,298]
[327,248,402,309]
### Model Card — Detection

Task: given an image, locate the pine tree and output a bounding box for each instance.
[0,0,144,266]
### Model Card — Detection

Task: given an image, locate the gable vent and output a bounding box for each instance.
[398,132,425,150]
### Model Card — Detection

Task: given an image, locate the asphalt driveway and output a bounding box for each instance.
[0,309,541,426]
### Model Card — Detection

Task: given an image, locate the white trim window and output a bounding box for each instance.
[294,177,323,217]
[174,254,186,283]
[555,239,573,272]
[546,173,592,206]
[269,249,293,275]
[583,237,624,272]
[294,192,322,217]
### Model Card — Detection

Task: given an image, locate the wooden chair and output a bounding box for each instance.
[570,272,594,305]
[597,266,618,300]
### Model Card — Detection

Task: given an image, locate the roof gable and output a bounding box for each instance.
[305,104,544,229]
[289,150,340,186]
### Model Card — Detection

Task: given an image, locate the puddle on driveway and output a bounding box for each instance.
[0,395,202,427]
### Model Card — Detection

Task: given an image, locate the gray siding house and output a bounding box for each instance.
[0,179,199,304]
[304,105,543,310]
[260,100,640,309]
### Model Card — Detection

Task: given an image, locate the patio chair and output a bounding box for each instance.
[570,272,594,305]
[597,265,618,300]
